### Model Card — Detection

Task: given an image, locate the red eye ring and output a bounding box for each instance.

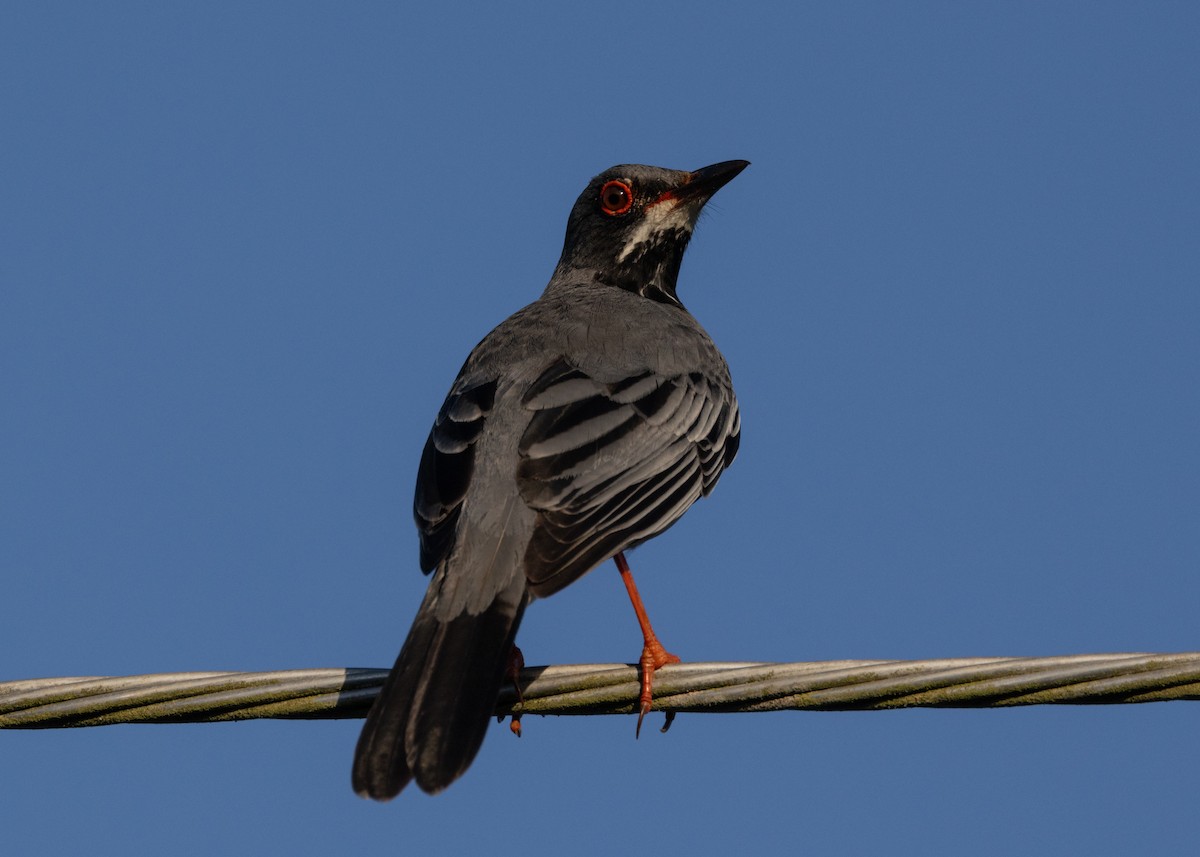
[599,180,634,216]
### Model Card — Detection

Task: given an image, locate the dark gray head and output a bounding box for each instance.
[556,160,749,307]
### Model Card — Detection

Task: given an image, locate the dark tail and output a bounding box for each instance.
[352,575,528,799]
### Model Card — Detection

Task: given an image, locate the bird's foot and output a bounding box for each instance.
[506,645,525,737]
[636,637,680,738]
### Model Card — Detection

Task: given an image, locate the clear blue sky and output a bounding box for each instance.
[3,3,1198,854]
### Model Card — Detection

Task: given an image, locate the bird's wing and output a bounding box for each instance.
[413,378,498,574]
[516,357,740,597]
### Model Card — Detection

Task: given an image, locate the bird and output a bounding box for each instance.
[352,159,748,799]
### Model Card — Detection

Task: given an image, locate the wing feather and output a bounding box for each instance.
[517,358,738,597]
[413,379,498,574]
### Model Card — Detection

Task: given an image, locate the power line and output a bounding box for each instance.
[4,652,1198,729]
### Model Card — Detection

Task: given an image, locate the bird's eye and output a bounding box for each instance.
[599,180,634,216]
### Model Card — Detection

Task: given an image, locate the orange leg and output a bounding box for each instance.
[614,551,680,737]
[505,645,525,737]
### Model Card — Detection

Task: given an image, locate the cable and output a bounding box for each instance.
[3,652,1198,729]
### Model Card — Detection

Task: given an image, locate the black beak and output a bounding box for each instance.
[678,160,750,200]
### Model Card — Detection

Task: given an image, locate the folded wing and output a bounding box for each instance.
[517,357,740,596]
[413,379,498,574]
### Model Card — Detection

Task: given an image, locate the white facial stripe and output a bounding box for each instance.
[617,197,694,263]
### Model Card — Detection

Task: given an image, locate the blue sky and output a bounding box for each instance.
[3,3,1198,854]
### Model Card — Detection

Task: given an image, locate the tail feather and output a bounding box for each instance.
[352,575,527,799]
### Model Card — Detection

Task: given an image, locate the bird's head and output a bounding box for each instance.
[555,160,749,307]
